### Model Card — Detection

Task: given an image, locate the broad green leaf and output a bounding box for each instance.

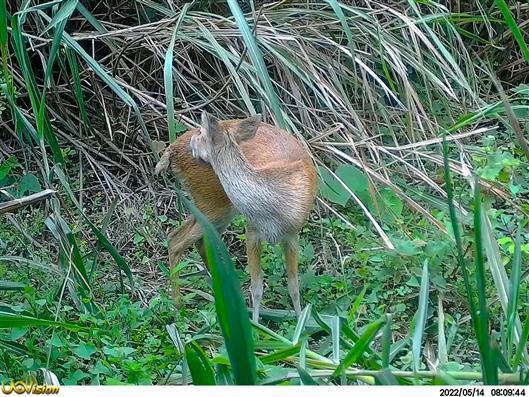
[0,156,17,181]
[73,343,97,360]
[368,188,403,223]
[18,174,42,196]
[336,164,369,200]
[318,166,350,206]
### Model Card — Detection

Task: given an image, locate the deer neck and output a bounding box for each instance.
[210,144,258,188]
[209,144,268,212]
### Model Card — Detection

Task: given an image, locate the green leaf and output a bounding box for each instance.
[45,215,91,293]
[0,0,7,49]
[102,346,134,358]
[473,183,498,385]
[260,344,301,365]
[54,166,133,286]
[226,0,285,127]
[336,164,369,199]
[332,317,385,377]
[41,0,78,35]
[0,156,18,181]
[0,338,29,355]
[178,192,256,385]
[18,174,42,196]
[65,48,90,128]
[495,0,529,66]
[296,366,320,385]
[368,188,403,223]
[0,311,83,330]
[164,3,191,143]
[73,343,97,360]
[318,166,350,206]
[89,360,110,375]
[0,280,25,291]
[292,304,311,345]
[412,261,429,372]
[185,341,216,385]
[507,229,522,362]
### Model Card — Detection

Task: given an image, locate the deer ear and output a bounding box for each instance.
[200,111,222,144]
[233,114,261,143]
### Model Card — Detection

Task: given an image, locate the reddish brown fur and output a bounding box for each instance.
[157,118,317,316]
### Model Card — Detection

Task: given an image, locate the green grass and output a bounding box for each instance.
[1,0,529,387]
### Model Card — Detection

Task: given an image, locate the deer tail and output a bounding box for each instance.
[154,149,171,175]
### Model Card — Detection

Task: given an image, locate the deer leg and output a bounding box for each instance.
[282,235,302,317]
[246,225,263,322]
[194,217,232,271]
[168,216,203,306]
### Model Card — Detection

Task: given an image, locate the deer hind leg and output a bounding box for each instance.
[194,218,232,271]
[246,224,263,322]
[167,216,203,306]
[282,235,302,317]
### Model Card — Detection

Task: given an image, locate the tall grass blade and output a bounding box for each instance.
[178,192,256,385]
[164,3,190,143]
[382,314,392,368]
[438,294,448,367]
[185,341,216,385]
[508,230,523,364]
[292,304,311,345]
[296,366,320,385]
[442,138,478,328]
[474,183,498,385]
[65,48,89,128]
[226,0,285,127]
[495,0,529,65]
[0,0,10,97]
[0,311,83,330]
[513,313,529,368]
[412,260,429,373]
[0,339,29,355]
[332,317,385,377]
[260,344,301,365]
[41,0,77,35]
[54,167,133,285]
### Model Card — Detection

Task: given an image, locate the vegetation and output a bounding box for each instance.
[1,0,529,386]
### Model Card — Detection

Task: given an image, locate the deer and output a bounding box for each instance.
[155,111,317,321]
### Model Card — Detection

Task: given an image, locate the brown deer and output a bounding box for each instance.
[155,111,317,321]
